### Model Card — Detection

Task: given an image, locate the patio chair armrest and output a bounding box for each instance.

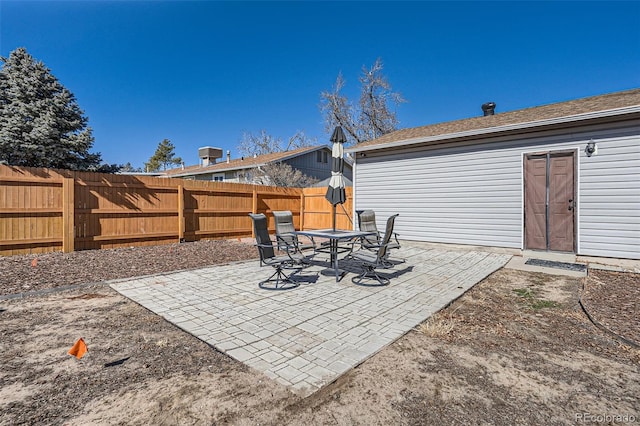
[361,240,393,256]
[303,235,318,250]
[254,241,277,249]
[276,234,298,250]
[289,234,318,251]
[274,236,312,265]
[359,236,382,251]
[347,237,363,251]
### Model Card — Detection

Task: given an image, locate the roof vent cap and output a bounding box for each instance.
[482,102,496,116]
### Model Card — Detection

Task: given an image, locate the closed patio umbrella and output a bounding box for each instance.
[325,126,347,231]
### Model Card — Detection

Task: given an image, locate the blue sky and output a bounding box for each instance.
[1,1,639,168]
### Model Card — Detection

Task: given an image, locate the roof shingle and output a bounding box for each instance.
[165,145,325,177]
[352,88,640,150]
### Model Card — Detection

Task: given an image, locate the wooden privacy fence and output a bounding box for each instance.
[0,165,353,256]
[301,186,353,230]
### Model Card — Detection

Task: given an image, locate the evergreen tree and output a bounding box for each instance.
[145,139,182,172]
[0,47,103,170]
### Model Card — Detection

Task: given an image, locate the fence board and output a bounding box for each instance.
[62,178,74,252]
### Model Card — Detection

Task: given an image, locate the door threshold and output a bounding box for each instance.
[522,250,576,263]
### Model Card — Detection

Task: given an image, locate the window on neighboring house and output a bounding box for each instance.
[317,150,328,163]
[212,175,224,182]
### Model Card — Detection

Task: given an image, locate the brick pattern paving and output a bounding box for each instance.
[111,246,510,396]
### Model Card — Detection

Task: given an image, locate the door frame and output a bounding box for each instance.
[522,148,578,253]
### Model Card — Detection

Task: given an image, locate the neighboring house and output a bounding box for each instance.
[164,145,353,185]
[346,88,640,260]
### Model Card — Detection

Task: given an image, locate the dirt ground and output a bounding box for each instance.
[0,240,257,296]
[1,248,639,425]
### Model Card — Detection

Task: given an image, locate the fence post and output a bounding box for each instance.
[177,185,185,242]
[62,177,75,252]
[251,187,258,237]
[300,191,305,231]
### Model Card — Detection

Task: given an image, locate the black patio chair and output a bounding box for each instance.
[351,214,399,286]
[249,213,305,290]
[357,210,402,266]
[272,210,316,260]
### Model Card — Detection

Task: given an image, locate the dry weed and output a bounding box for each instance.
[417,305,462,338]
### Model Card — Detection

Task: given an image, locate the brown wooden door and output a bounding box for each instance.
[524,155,547,250]
[548,153,575,251]
[524,151,575,252]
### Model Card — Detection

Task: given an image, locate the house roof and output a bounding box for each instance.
[164,145,330,177]
[347,88,640,153]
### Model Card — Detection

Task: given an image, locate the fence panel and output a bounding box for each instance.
[255,186,305,231]
[0,165,354,255]
[72,172,182,250]
[181,180,295,240]
[301,187,353,230]
[0,166,68,255]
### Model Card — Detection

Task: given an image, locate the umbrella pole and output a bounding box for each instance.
[332,205,336,232]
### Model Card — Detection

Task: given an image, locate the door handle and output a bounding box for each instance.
[568,198,574,211]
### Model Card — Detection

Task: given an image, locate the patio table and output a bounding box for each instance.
[294,229,375,282]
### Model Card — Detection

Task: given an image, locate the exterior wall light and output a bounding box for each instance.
[585,140,597,157]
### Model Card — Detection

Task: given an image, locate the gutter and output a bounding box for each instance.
[346,106,640,154]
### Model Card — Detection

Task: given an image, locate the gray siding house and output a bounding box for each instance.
[165,145,353,185]
[347,89,640,260]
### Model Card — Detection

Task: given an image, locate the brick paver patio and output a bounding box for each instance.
[111,244,510,396]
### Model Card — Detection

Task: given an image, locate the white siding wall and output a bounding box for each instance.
[355,122,640,259]
[579,133,640,258]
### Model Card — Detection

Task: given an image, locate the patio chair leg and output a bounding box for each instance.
[351,265,390,287]
[259,267,300,290]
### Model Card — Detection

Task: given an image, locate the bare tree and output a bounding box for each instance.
[320,58,406,145]
[237,129,316,158]
[251,162,319,188]
[284,130,316,151]
[237,130,281,158]
[236,130,318,187]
